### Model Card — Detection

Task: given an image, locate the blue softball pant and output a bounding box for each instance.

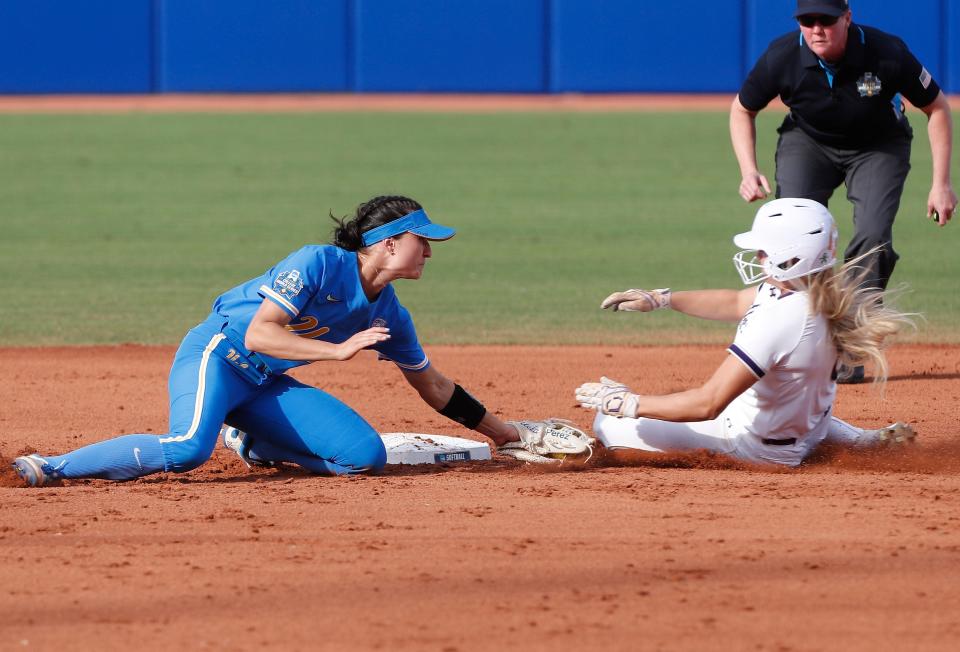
[38,320,387,481]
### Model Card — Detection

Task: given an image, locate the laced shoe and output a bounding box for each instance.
[221,426,272,468]
[12,454,58,487]
[860,422,916,448]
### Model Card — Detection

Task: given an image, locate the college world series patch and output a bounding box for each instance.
[856,72,882,97]
[274,270,304,299]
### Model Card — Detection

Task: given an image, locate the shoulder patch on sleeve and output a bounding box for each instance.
[919,67,932,89]
[274,270,304,299]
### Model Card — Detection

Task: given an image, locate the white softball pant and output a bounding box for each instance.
[593,412,863,467]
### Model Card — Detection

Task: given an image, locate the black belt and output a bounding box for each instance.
[762,437,797,446]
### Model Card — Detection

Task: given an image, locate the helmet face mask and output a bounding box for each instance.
[732,199,838,286]
[733,250,769,285]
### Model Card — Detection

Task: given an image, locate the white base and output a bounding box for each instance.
[380,433,491,465]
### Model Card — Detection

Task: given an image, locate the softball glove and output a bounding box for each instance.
[500,418,595,464]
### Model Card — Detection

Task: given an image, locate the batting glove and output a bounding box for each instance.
[575,376,640,419]
[600,288,671,312]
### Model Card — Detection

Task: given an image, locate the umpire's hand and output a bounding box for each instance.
[739,171,772,202]
[928,183,957,227]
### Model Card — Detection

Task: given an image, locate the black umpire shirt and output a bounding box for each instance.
[738,24,940,148]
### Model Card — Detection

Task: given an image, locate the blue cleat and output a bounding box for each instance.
[12,454,53,487]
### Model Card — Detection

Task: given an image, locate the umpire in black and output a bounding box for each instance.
[730,0,956,382]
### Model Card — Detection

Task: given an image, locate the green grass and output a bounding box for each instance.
[0,111,956,346]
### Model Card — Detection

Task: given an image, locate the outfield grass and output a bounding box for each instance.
[0,111,956,346]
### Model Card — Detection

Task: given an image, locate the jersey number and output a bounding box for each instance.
[286,316,330,339]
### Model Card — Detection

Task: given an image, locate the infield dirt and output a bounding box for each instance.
[2,344,959,651]
[3,91,959,649]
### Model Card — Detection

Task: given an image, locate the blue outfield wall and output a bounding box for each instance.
[950,0,960,92]
[353,0,547,92]
[550,1,746,93]
[0,1,153,93]
[159,0,349,92]
[0,0,955,94]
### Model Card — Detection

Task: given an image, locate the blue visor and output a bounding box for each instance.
[360,209,456,247]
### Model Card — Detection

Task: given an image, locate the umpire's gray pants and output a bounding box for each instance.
[774,125,912,290]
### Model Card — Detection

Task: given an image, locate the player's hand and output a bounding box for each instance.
[335,327,390,361]
[575,377,640,418]
[601,288,671,312]
[928,183,957,227]
[739,171,771,203]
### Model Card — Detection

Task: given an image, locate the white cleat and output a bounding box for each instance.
[861,422,916,448]
[221,426,261,468]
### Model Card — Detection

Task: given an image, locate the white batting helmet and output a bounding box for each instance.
[732,198,838,285]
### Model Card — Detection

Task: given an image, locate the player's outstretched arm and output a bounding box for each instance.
[401,366,518,446]
[401,366,595,461]
[602,288,755,322]
[671,288,756,322]
[576,355,757,422]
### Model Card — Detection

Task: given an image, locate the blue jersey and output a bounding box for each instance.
[25,244,409,484]
[211,245,429,375]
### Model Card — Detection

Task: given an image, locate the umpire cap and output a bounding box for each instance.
[794,0,849,17]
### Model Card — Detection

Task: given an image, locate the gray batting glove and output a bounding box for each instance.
[601,288,671,312]
[575,376,640,418]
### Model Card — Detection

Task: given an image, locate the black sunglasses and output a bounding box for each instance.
[797,14,841,28]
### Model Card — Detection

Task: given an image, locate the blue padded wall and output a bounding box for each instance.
[550,0,745,92]
[946,0,958,91]
[746,0,801,66]
[854,0,945,87]
[159,0,348,92]
[353,0,546,92]
[0,1,152,93]
[0,1,954,94]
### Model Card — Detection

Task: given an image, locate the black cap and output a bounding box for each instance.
[794,0,849,18]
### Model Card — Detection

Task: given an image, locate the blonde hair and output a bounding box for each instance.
[796,251,915,384]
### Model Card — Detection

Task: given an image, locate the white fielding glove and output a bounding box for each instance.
[500,418,595,464]
[575,376,640,419]
[601,288,671,312]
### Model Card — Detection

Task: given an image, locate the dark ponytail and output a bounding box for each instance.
[330,195,423,251]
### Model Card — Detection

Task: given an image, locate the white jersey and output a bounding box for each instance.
[594,282,841,467]
[723,282,837,461]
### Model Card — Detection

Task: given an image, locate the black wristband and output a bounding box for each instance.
[438,384,487,430]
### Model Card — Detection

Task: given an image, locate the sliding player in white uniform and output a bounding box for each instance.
[575,198,914,467]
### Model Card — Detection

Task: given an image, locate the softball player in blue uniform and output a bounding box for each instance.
[13,196,588,486]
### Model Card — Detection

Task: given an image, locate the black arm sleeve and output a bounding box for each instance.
[438,384,487,430]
